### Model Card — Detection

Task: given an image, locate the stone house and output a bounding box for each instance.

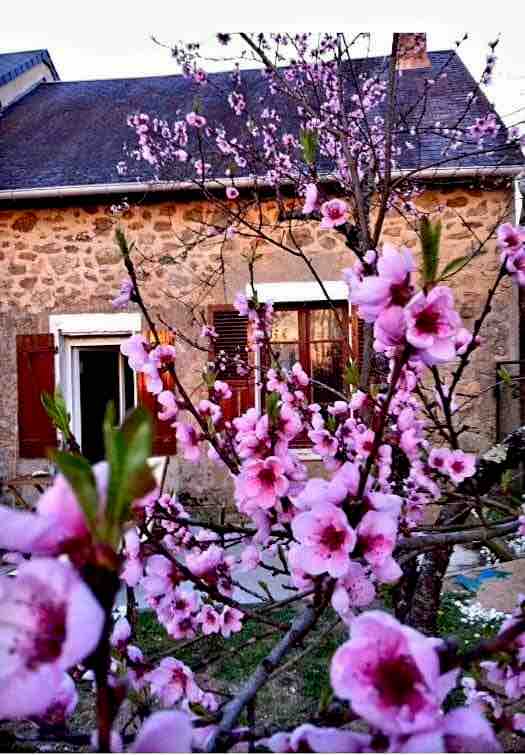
[0,43,523,501]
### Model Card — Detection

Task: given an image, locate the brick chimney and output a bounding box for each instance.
[396,33,431,70]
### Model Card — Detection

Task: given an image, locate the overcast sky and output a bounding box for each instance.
[3,0,525,128]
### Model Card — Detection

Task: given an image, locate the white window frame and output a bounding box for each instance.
[246,281,350,460]
[49,313,142,450]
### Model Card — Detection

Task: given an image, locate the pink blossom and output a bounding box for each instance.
[357,510,398,568]
[111,277,135,309]
[455,327,476,355]
[239,544,261,571]
[331,611,457,735]
[331,562,376,619]
[291,501,356,578]
[174,422,201,462]
[504,248,525,286]
[121,529,143,587]
[198,399,222,424]
[320,198,349,229]
[351,243,415,322]
[185,111,207,128]
[497,223,525,255]
[237,456,289,509]
[110,617,131,651]
[157,390,178,421]
[0,558,104,719]
[405,287,461,365]
[130,710,193,753]
[308,428,339,457]
[220,606,244,637]
[374,305,407,351]
[445,449,476,484]
[302,183,319,214]
[146,657,200,706]
[259,724,371,753]
[142,554,180,600]
[198,605,221,635]
[121,334,150,370]
[233,292,250,316]
[201,325,218,339]
[212,380,232,400]
[428,447,451,473]
[31,673,78,727]
[226,186,239,199]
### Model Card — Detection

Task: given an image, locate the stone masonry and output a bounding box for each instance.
[0,183,518,501]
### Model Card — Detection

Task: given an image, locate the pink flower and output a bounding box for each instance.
[259,724,371,753]
[200,325,218,339]
[121,334,150,370]
[405,287,461,365]
[455,327,475,355]
[142,554,180,600]
[374,305,407,351]
[237,456,289,509]
[497,223,525,255]
[220,607,244,637]
[291,501,356,578]
[331,562,376,619]
[198,399,222,424]
[111,277,135,309]
[185,111,207,128]
[198,605,221,635]
[233,292,250,316]
[428,447,451,473]
[130,710,193,753]
[226,186,239,199]
[357,511,398,568]
[445,449,476,484]
[308,428,339,457]
[147,657,200,706]
[174,422,201,462]
[505,248,525,286]
[302,183,319,214]
[31,673,78,727]
[212,380,232,400]
[121,529,143,587]
[351,244,415,322]
[331,611,457,735]
[0,558,104,719]
[239,544,261,572]
[320,198,349,229]
[110,617,131,651]
[157,390,178,421]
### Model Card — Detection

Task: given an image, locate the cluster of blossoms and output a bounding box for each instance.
[497,223,525,286]
[121,333,176,395]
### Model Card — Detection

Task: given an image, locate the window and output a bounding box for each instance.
[70,338,136,462]
[268,303,349,405]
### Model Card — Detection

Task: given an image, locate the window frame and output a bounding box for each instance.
[246,281,351,460]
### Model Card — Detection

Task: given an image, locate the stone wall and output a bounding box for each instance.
[0,183,517,500]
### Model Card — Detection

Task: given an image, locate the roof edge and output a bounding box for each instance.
[0,165,523,202]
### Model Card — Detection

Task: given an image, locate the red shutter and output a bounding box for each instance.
[137,329,177,456]
[17,334,57,458]
[209,306,254,422]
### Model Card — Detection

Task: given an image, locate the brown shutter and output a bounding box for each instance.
[351,306,365,370]
[208,305,254,422]
[137,329,177,456]
[17,334,57,458]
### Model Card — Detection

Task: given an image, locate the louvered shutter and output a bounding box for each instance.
[209,306,254,422]
[137,328,177,456]
[351,307,365,371]
[17,334,57,458]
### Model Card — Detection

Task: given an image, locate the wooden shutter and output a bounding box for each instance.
[209,305,254,423]
[17,334,57,458]
[137,329,177,456]
[351,306,365,371]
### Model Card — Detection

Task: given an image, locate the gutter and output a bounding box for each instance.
[0,165,524,202]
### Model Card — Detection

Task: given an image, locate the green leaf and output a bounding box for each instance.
[420,217,442,285]
[497,366,513,387]
[52,450,99,529]
[438,255,471,281]
[500,468,513,493]
[299,129,318,165]
[265,391,281,423]
[344,360,360,388]
[104,406,156,542]
[41,389,73,441]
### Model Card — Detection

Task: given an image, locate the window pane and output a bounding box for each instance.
[310,307,343,341]
[79,347,120,463]
[272,342,300,371]
[310,342,344,404]
[272,310,299,342]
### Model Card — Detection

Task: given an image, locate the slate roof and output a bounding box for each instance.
[0,50,522,194]
[0,50,59,87]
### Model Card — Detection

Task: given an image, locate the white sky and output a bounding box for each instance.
[2,0,525,128]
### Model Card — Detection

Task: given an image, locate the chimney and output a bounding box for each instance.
[396,33,431,70]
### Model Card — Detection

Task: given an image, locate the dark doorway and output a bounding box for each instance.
[79,346,120,463]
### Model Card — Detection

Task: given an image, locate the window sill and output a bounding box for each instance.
[294,448,321,462]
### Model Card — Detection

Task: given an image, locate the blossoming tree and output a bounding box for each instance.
[1,31,525,753]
